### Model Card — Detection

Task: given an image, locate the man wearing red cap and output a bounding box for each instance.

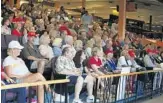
[128,50,146,72]
[144,49,156,68]
[104,50,121,74]
[22,32,48,74]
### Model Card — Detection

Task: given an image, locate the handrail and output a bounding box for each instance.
[98,70,163,79]
[2,70,163,89]
[1,79,70,90]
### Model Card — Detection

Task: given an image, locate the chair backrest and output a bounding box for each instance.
[51,56,59,74]
[1,35,7,49]
[5,35,19,46]
[1,49,7,60]
[18,36,23,45]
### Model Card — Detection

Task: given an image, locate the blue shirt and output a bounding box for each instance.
[105,59,117,71]
[53,46,62,57]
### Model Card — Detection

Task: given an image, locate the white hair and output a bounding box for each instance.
[64,35,73,44]
[74,40,83,51]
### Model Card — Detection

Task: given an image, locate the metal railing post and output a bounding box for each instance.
[94,78,98,103]
[65,83,68,103]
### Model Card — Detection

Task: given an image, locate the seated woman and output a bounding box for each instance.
[74,40,83,51]
[39,34,54,60]
[73,50,97,102]
[1,66,26,103]
[52,38,63,57]
[1,18,11,35]
[88,47,108,76]
[87,47,111,93]
[85,40,94,58]
[3,41,49,103]
[56,47,89,103]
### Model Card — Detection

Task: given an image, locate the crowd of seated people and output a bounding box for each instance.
[1,1,163,103]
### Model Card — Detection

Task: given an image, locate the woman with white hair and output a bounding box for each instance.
[74,40,83,51]
[62,35,76,58]
[85,40,94,58]
[52,38,63,57]
[39,34,54,60]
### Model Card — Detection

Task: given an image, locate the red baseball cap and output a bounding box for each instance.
[146,49,153,54]
[128,50,135,58]
[27,32,37,37]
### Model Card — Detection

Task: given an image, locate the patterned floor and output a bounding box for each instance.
[140,95,163,103]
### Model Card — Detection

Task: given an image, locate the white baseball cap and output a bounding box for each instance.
[8,41,24,49]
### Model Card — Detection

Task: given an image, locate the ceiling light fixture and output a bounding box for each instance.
[110,7,117,9]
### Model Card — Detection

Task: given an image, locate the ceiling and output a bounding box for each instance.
[52,0,163,25]
[21,0,163,25]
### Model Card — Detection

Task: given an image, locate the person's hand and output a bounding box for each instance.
[114,70,121,74]
[75,71,82,76]
[91,73,99,78]
[107,72,113,75]
[1,81,6,86]
[6,78,16,83]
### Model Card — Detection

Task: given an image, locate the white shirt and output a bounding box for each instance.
[1,25,11,35]
[117,56,132,67]
[3,56,30,76]
[144,55,156,67]
[39,45,54,59]
[85,47,92,58]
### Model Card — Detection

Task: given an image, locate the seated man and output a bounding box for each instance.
[144,49,161,69]
[104,50,121,74]
[104,50,121,86]
[144,49,163,90]
[22,32,49,74]
[117,50,133,68]
[128,50,145,70]
[55,47,94,103]
[1,66,26,103]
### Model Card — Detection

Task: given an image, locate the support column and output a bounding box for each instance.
[149,15,152,31]
[55,1,60,12]
[9,0,14,7]
[82,0,86,8]
[118,0,127,40]
[16,0,20,9]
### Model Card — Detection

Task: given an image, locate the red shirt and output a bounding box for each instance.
[88,56,102,69]
[12,29,22,37]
